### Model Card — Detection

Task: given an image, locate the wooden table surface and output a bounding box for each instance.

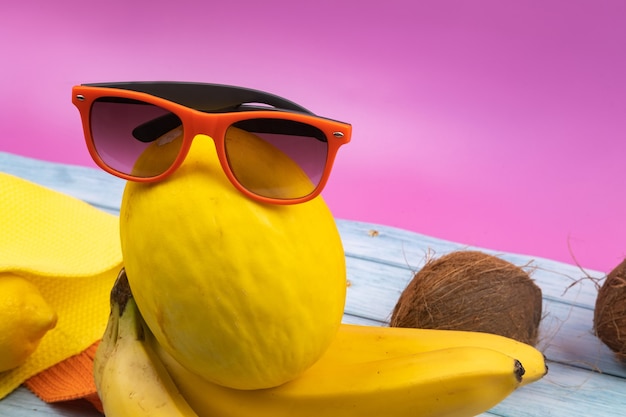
[1,151,625,416]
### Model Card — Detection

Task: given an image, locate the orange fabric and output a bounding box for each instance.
[24,340,103,414]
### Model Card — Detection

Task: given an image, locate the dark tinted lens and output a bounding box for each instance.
[225,119,328,199]
[90,97,183,177]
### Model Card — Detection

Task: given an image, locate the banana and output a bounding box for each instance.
[319,323,547,387]
[93,271,199,417]
[153,336,524,417]
[95,271,546,417]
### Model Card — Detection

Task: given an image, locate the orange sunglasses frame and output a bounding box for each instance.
[72,82,352,205]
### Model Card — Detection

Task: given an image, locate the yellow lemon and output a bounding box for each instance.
[0,273,58,372]
[120,131,346,390]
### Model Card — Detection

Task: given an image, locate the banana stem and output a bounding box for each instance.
[110,268,133,314]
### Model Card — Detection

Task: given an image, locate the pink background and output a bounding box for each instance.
[1,0,624,272]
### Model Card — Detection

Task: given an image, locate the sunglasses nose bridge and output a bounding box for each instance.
[183,116,229,172]
[189,111,220,135]
[186,113,226,149]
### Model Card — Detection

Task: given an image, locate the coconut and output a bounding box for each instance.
[390,250,542,345]
[593,258,626,360]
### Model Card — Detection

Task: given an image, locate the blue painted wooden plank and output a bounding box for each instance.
[337,219,604,306]
[1,386,101,417]
[490,360,626,416]
[1,151,624,417]
[342,250,626,381]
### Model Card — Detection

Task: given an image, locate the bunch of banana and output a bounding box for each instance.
[93,270,200,417]
[95,271,547,417]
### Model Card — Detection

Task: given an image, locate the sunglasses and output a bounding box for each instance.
[72,82,351,205]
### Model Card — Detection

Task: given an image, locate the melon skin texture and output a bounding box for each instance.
[120,135,347,390]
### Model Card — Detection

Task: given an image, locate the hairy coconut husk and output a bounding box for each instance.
[390,250,542,346]
[594,258,626,360]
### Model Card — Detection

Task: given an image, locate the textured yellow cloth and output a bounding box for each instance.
[0,172,122,400]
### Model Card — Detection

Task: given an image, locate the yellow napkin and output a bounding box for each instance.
[0,172,122,400]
